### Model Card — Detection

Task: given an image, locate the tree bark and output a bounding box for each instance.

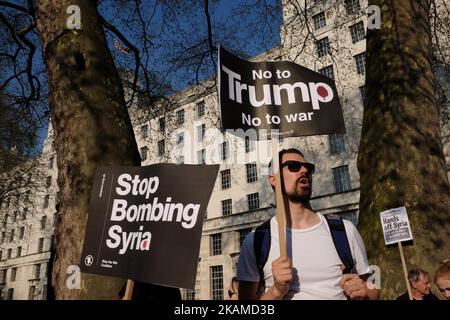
[35,0,141,299]
[358,0,450,299]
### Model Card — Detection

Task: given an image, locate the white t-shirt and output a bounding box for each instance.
[236,213,371,300]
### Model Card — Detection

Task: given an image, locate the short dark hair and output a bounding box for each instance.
[408,268,429,284]
[268,148,305,174]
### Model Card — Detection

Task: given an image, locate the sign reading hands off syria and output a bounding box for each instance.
[380,206,414,245]
[80,164,219,289]
[218,47,345,139]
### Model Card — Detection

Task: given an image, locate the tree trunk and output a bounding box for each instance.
[358,0,450,299]
[35,0,141,299]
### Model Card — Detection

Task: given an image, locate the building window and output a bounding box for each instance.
[2,214,8,228]
[349,21,365,44]
[220,141,229,161]
[239,228,252,248]
[13,211,17,222]
[10,268,16,282]
[41,216,47,230]
[7,249,12,259]
[158,139,165,157]
[175,156,184,164]
[210,234,222,255]
[359,85,366,103]
[46,176,52,188]
[29,286,36,300]
[196,101,205,118]
[194,269,200,300]
[0,251,2,260]
[43,195,50,209]
[176,132,184,149]
[1,269,7,283]
[354,52,366,75]
[329,134,346,154]
[313,12,326,30]
[339,210,359,226]
[210,265,223,300]
[319,65,334,80]
[247,193,260,211]
[34,264,41,279]
[1,231,5,244]
[245,136,255,153]
[42,284,48,300]
[19,227,25,240]
[38,238,44,253]
[10,229,15,242]
[197,124,206,143]
[332,165,352,193]
[159,117,165,133]
[316,37,331,58]
[17,246,22,257]
[345,0,360,14]
[140,146,148,162]
[22,208,28,220]
[48,156,54,169]
[140,124,148,140]
[246,162,258,183]
[197,149,206,164]
[7,288,14,300]
[185,289,195,300]
[220,169,231,190]
[221,199,232,216]
[176,109,185,125]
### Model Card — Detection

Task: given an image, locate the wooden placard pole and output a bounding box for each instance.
[123,279,134,300]
[398,242,412,300]
[271,135,287,257]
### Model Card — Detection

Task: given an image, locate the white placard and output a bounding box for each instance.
[380,206,414,245]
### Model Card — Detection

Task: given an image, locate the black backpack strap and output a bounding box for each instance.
[253,219,271,296]
[324,215,355,274]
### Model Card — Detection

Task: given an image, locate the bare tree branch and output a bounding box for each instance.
[99,14,141,107]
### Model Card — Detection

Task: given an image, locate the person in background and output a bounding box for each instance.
[397,268,439,300]
[434,260,450,300]
[228,277,239,300]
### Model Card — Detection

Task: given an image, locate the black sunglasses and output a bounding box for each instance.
[281,161,315,174]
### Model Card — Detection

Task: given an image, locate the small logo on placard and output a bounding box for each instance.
[84,255,94,266]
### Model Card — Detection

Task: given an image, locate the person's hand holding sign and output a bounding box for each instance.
[262,256,293,300]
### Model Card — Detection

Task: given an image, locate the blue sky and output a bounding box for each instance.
[27,1,283,153]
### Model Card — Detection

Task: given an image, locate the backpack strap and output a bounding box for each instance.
[253,219,271,296]
[324,215,355,274]
[252,215,355,297]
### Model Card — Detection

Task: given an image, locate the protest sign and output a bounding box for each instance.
[218,46,346,140]
[380,206,414,245]
[380,206,414,299]
[80,164,219,289]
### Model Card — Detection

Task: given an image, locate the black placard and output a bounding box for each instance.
[218,47,346,140]
[80,164,219,289]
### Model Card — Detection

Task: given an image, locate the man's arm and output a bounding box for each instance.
[238,281,260,300]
